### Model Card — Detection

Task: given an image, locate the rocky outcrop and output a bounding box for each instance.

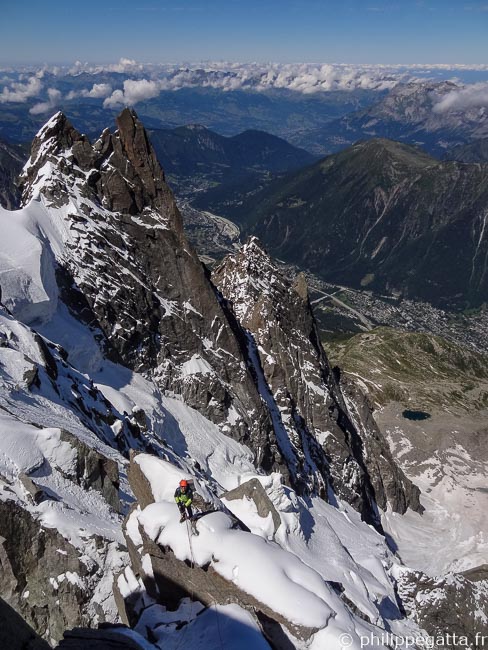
[213,238,421,522]
[0,596,50,650]
[0,500,98,644]
[396,566,488,648]
[336,371,422,514]
[18,473,49,505]
[115,453,325,645]
[223,479,281,535]
[462,564,488,582]
[126,453,157,511]
[0,309,147,460]
[59,430,120,512]
[135,526,317,642]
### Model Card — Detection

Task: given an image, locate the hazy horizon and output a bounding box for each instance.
[2,0,487,65]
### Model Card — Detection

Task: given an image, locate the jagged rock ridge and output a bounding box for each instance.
[213,237,420,521]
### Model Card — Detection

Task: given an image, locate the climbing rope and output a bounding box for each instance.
[170,516,196,650]
[173,514,226,650]
[186,517,196,571]
[212,599,225,650]
[186,516,225,650]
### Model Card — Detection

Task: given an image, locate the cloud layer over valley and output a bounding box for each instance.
[1,59,488,115]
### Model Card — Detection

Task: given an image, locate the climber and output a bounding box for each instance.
[175,479,194,523]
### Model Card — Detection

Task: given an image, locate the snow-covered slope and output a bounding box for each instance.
[0,302,424,647]
[121,453,426,650]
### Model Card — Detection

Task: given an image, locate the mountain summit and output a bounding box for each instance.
[232,137,488,308]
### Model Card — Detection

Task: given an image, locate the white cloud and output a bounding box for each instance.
[29,88,62,115]
[0,76,42,103]
[66,83,113,100]
[432,82,488,113]
[108,58,142,73]
[103,79,160,107]
[69,57,143,75]
[146,62,405,94]
[85,83,113,98]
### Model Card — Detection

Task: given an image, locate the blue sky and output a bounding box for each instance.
[1,0,487,65]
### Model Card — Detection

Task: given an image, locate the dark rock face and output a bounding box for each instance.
[397,567,488,648]
[213,238,421,521]
[336,372,422,514]
[0,596,50,650]
[462,564,488,582]
[18,473,49,506]
[55,625,151,649]
[0,138,25,210]
[231,138,488,309]
[126,452,157,511]
[59,430,120,512]
[0,500,97,644]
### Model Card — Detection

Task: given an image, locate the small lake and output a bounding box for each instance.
[402,410,431,421]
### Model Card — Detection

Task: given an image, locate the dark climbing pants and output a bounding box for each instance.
[180,505,193,519]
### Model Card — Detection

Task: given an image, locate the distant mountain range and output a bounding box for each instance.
[310,82,488,157]
[217,138,488,309]
[2,79,488,161]
[149,124,316,180]
[0,85,381,152]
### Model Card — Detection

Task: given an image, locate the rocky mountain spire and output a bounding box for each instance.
[21,109,182,233]
[213,237,421,521]
[17,110,287,478]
